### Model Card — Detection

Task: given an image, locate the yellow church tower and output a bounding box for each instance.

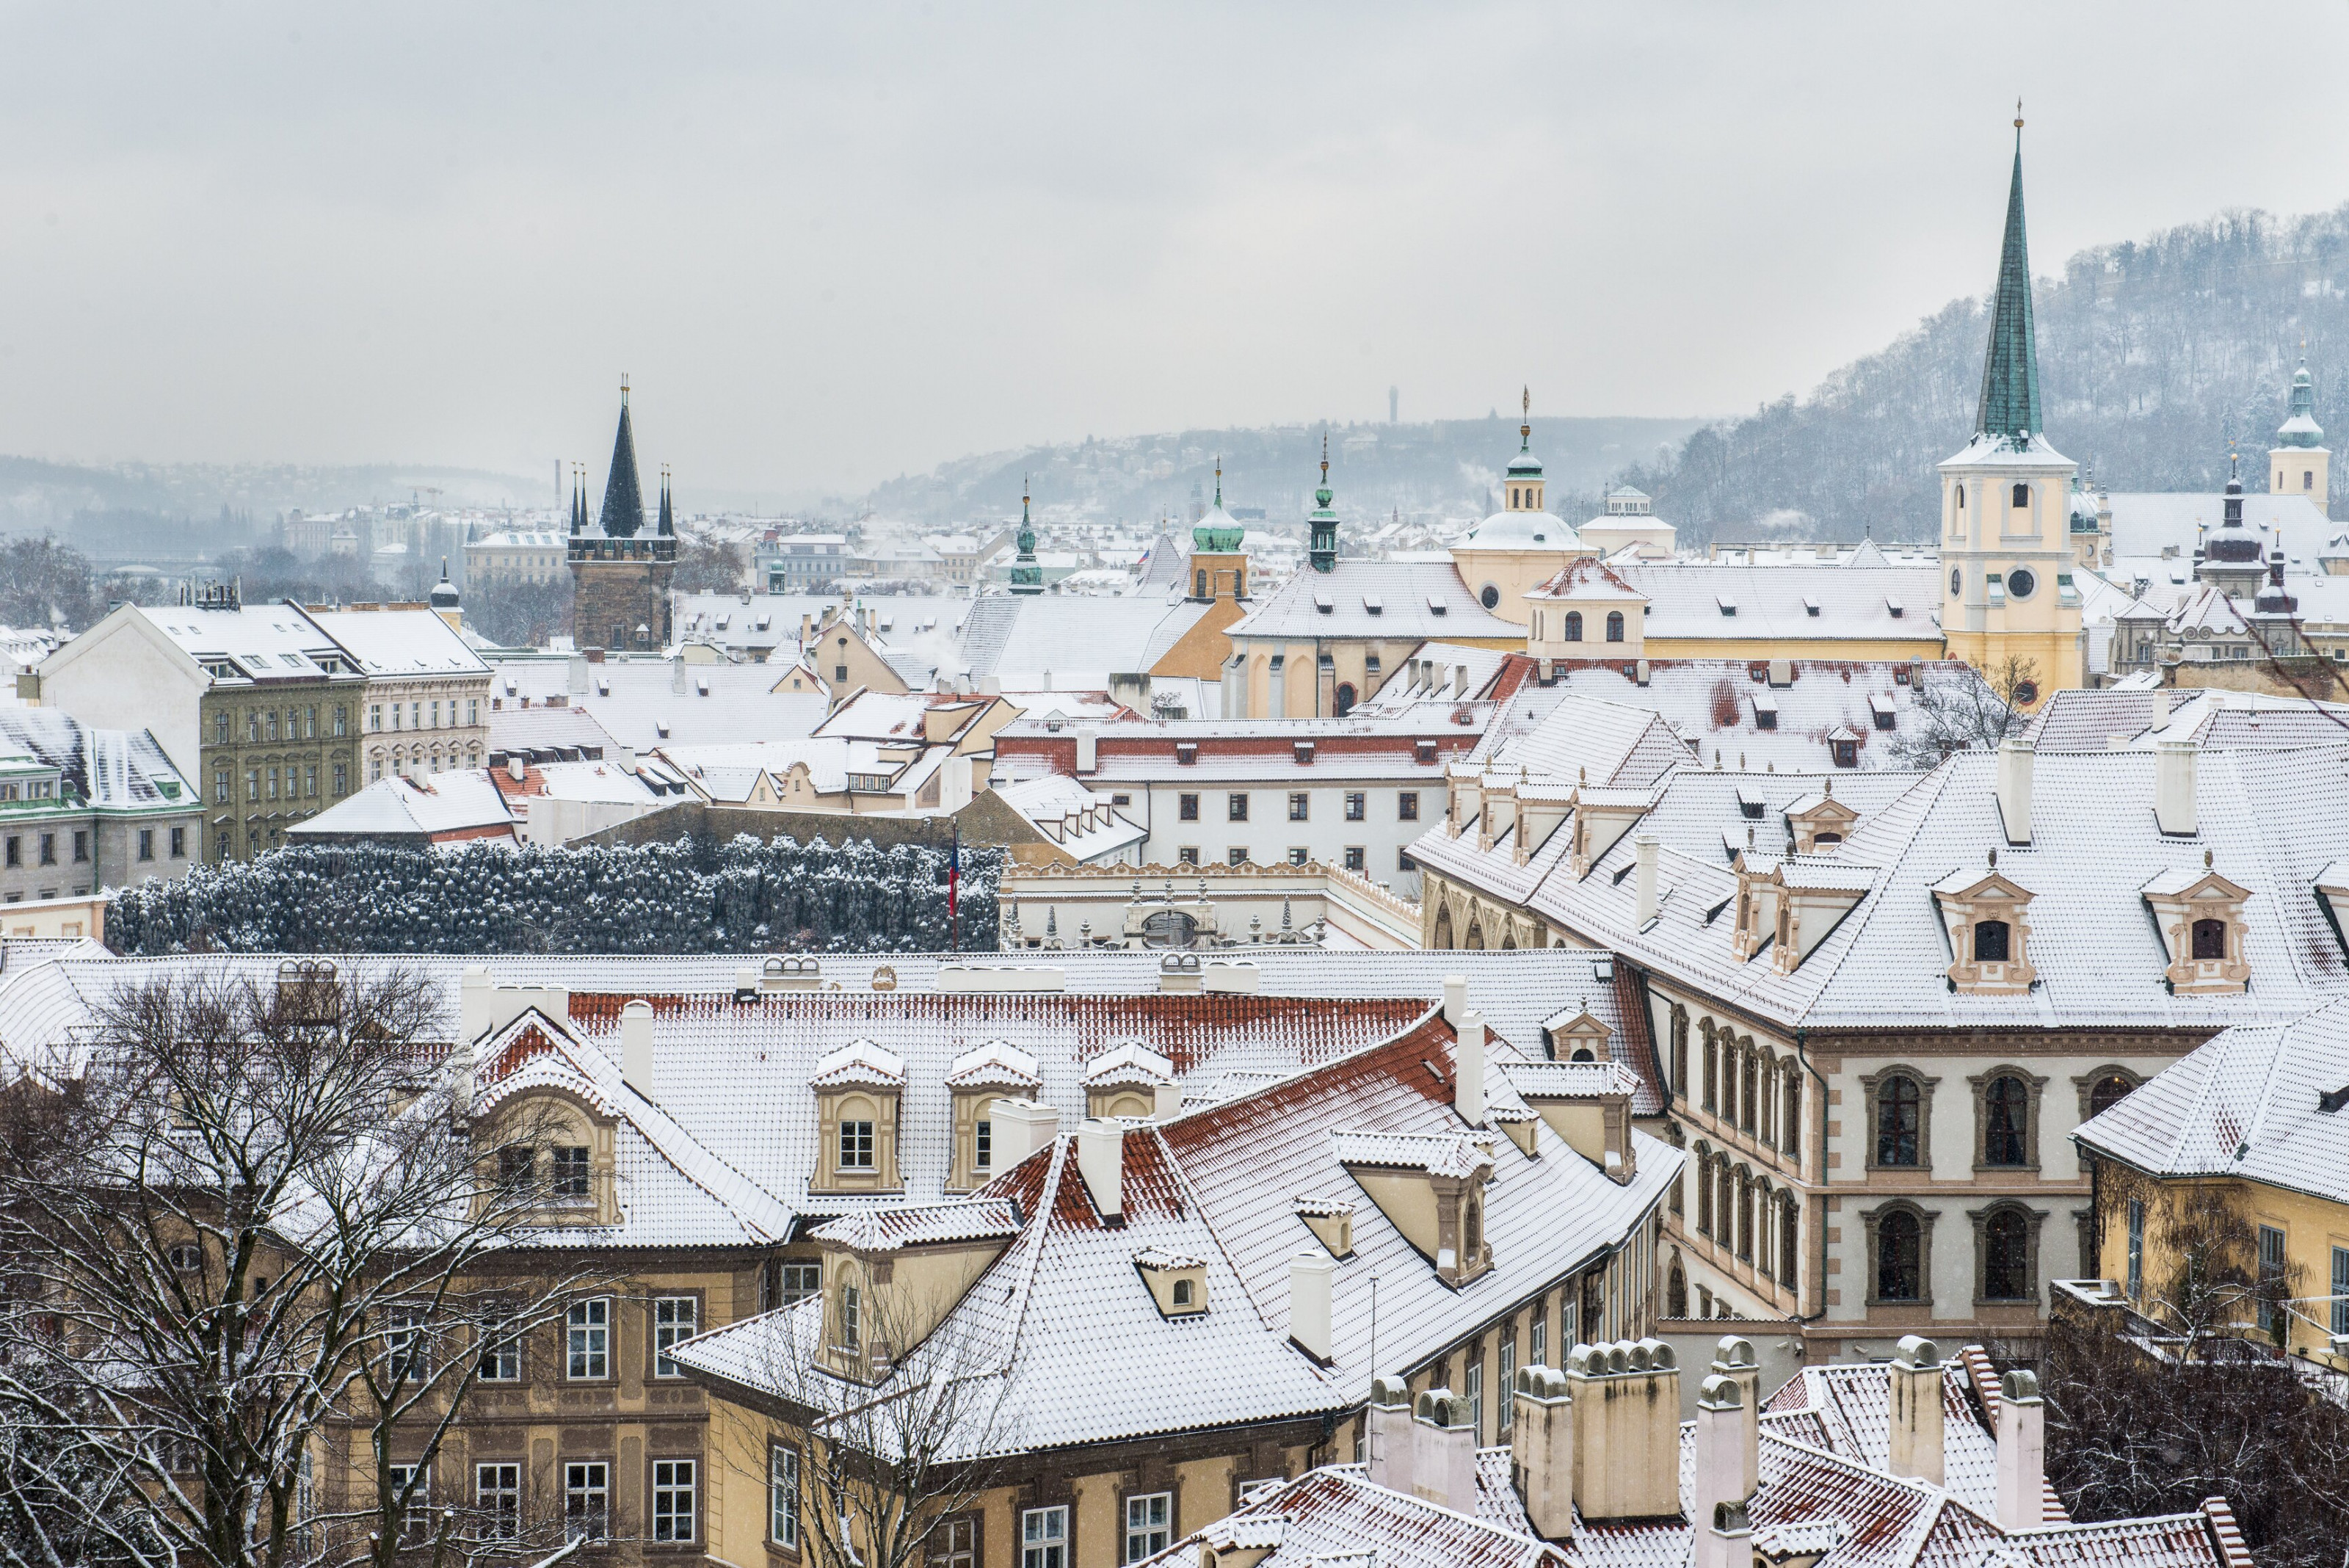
[2270,356,2331,516]
[1936,112,2082,707]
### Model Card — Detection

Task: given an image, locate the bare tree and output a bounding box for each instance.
[724,1284,1019,1568]
[1884,657,2029,767]
[2043,1171,2349,1568]
[0,963,597,1568]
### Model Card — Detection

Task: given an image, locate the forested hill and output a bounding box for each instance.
[1611,203,2349,544]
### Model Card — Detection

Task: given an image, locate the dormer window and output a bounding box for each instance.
[1972,920,2010,962]
[2141,860,2251,994]
[1933,860,2038,994]
[1135,1249,1208,1317]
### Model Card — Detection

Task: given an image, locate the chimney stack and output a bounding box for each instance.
[620,999,655,1098]
[460,964,492,1045]
[1075,724,1098,774]
[567,653,589,694]
[1707,1336,1760,1499]
[1566,1340,1682,1520]
[1077,1119,1125,1224]
[2149,688,2170,732]
[1887,1335,1945,1486]
[1693,1375,1751,1568]
[1365,1376,1415,1495]
[1994,1369,2046,1531]
[1455,1008,1487,1126]
[1410,1389,1478,1513]
[992,1098,1061,1164]
[1995,738,2033,845]
[1442,973,1468,1026]
[1699,1503,1754,1568]
[1288,1252,1335,1362]
[1510,1365,1574,1537]
[1633,833,1660,926]
[2155,739,2197,835]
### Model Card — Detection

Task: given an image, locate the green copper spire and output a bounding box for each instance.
[1010,475,1043,594]
[1975,109,2043,445]
[2279,355,2325,448]
[1308,433,1339,573]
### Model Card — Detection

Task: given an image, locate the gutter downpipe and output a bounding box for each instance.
[1793,1026,1832,1352]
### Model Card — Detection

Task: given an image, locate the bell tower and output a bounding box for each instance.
[1936,111,2081,706]
[2270,355,2331,516]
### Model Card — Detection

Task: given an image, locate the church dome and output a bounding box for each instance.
[1192,506,1246,553]
[1506,446,1545,479]
[1458,510,1578,551]
[429,559,460,609]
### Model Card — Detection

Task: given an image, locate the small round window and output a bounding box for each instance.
[2005,567,2037,600]
[2011,680,2040,706]
[1479,585,1500,610]
[1950,568,1963,596]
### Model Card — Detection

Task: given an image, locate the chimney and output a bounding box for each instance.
[992,1098,1061,1163]
[1153,1081,1183,1119]
[1077,1119,1124,1224]
[507,753,526,784]
[1995,738,2033,845]
[2149,688,2170,732]
[1693,1375,1750,1567]
[620,999,655,1098]
[1453,663,1468,697]
[2155,738,2197,835]
[1633,833,1660,926]
[460,964,492,1044]
[1410,1389,1478,1513]
[1994,1368,2046,1531]
[1365,1376,1415,1495]
[567,653,589,694]
[1566,1340,1681,1520]
[1699,1503,1754,1568]
[1707,1336,1760,1499]
[733,966,759,1002]
[671,659,689,694]
[1288,1252,1335,1362]
[1509,1365,1575,1539]
[1887,1334,1945,1486]
[1455,1008,1487,1125]
[1442,973,1468,1026]
[1075,724,1098,774]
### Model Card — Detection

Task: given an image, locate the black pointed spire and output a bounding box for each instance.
[598,375,646,537]
[1308,432,1339,573]
[657,465,675,537]
[1975,106,2043,444]
[569,465,584,535]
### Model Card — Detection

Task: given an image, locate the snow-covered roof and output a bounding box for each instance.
[484,656,827,751]
[0,709,194,815]
[1455,511,1580,552]
[302,607,487,678]
[286,769,518,843]
[1612,565,1944,645]
[1230,560,1518,642]
[2027,688,2349,754]
[954,594,1216,688]
[128,603,358,686]
[992,774,1148,862]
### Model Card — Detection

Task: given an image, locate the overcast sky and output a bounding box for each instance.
[4,1,2348,500]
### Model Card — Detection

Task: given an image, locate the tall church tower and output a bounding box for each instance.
[1009,479,1045,595]
[2270,357,2330,515]
[1936,114,2082,706]
[567,377,678,653]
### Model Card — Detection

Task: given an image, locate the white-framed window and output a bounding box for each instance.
[769,1445,800,1548]
[653,1296,697,1378]
[2334,1246,2349,1340]
[1530,1312,1547,1370]
[551,1145,591,1200]
[651,1459,696,1542]
[976,1117,993,1170]
[477,1305,521,1382]
[780,1261,821,1305]
[841,1284,861,1351]
[1499,1333,1518,1431]
[386,1463,429,1542]
[839,1120,875,1169]
[564,1461,609,1542]
[1124,1492,1170,1562]
[566,1298,610,1379]
[476,1463,520,1542]
[1022,1506,1067,1568]
[2126,1199,2145,1300]
[1466,1357,1484,1437]
[384,1303,426,1381]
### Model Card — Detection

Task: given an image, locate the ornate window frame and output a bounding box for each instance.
[1969,1065,2048,1174]
[2072,1065,2144,1173]
[1670,1006,1690,1103]
[1858,1067,1939,1173]
[1968,1199,2049,1306]
[1862,1199,1937,1309]
[2139,866,2252,995]
[1932,867,2038,994]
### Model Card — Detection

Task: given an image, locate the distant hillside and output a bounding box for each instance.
[1618,203,2349,543]
[861,415,1708,532]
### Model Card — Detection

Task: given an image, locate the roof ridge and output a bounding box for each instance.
[990,1136,1074,1379]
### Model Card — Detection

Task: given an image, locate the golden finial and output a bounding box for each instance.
[620,372,630,405]
[2014,98,2023,131]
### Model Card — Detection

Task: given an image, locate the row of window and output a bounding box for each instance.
[1691,1147,1802,1288]
[1670,1011,1801,1161]
[2123,1202,2349,1340]
[370,747,483,784]
[218,704,349,745]
[1869,1201,2041,1304]
[393,1291,697,1387]
[1177,791,1418,823]
[1,830,84,869]
[1533,609,1628,643]
[382,1458,695,1547]
[219,763,342,804]
[1172,844,1407,872]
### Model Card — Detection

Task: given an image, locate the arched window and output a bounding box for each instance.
[1433,906,1453,948]
[1876,1210,1922,1300]
[1983,1076,2031,1166]
[1606,611,1625,642]
[1464,922,1486,951]
[1564,611,1583,642]
[1740,1046,1757,1134]
[1195,570,1207,598]
[1671,1009,1690,1103]
[1465,1202,1483,1257]
[1779,1194,1800,1285]
[1983,1207,2032,1299]
[1703,1026,1719,1111]
[1716,1164,1733,1248]
[1667,1259,1688,1318]
[1782,1072,1801,1156]
[2191,918,2227,959]
[1695,1149,1714,1237]
[2011,482,2030,509]
[1972,920,2011,962]
[1333,683,1357,716]
[1718,1039,1737,1126]
[1754,1180,1774,1280]
[1876,1076,1921,1166]
[1735,1170,1754,1260]
[2087,1072,2136,1118]
[1956,484,1966,509]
